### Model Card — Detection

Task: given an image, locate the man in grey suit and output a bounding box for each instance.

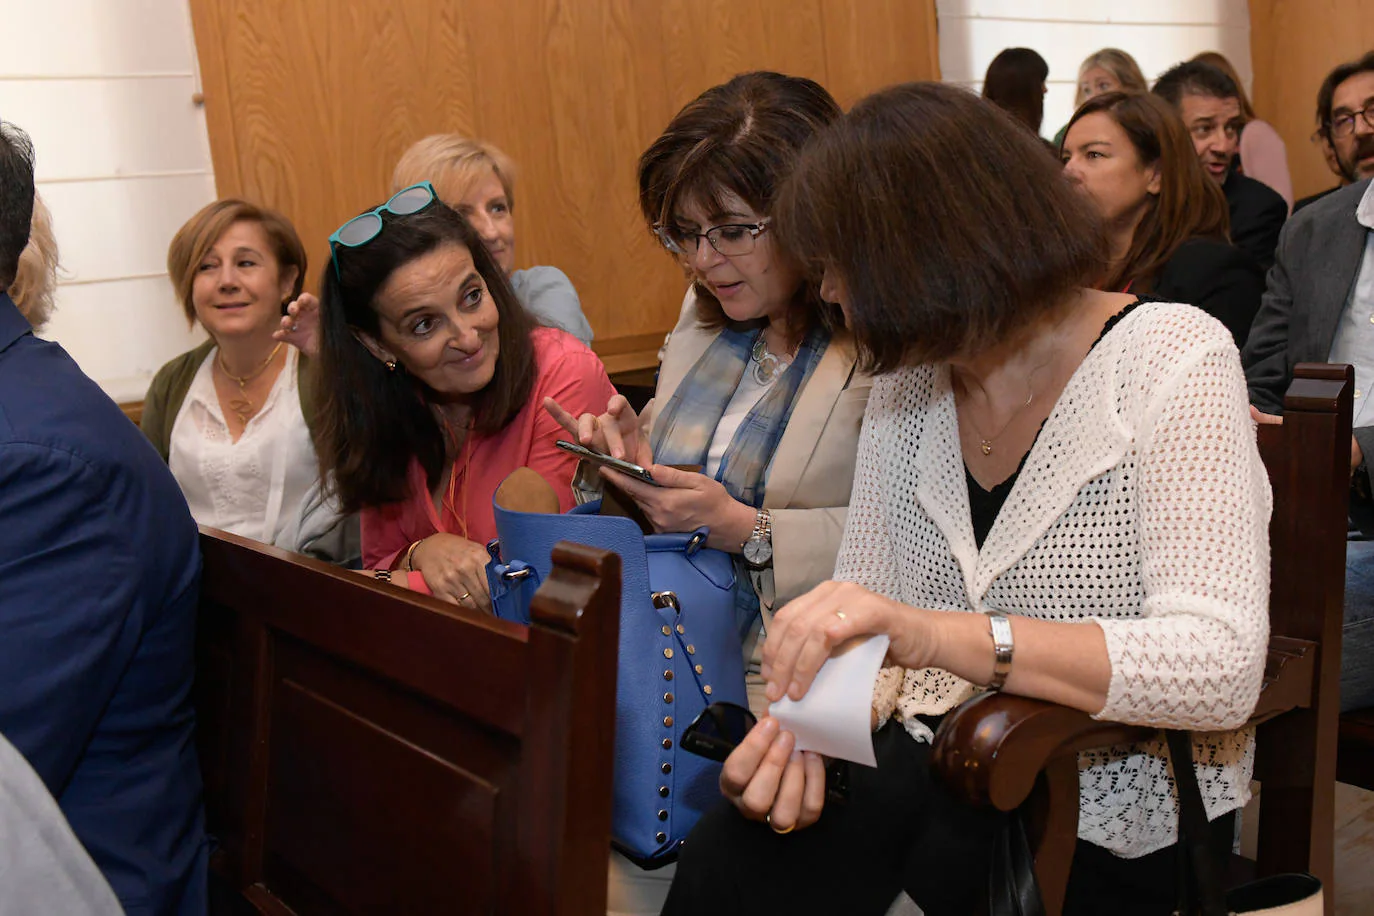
[1243,176,1374,713]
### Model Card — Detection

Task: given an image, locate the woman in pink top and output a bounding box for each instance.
[313,184,615,610]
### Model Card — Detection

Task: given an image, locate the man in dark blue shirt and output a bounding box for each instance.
[0,121,208,915]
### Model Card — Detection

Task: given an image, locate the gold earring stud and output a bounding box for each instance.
[385,359,397,372]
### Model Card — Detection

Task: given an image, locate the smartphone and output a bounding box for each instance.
[556,440,660,487]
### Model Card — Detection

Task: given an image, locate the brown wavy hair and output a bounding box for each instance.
[10,193,59,329]
[637,71,842,332]
[1065,91,1230,293]
[775,82,1106,373]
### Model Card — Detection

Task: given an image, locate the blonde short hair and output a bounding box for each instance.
[9,193,59,329]
[1076,48,1149,107]
[166,199,306,326]
[391,134,518,210]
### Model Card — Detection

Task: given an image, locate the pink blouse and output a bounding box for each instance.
[361,327,617,579]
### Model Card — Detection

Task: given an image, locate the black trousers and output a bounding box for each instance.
[661,721,1236,916]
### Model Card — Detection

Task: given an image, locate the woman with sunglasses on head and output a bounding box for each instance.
[141,200,357,563]
[663,83,1269,916]
[545,71,871,914]
[314,183,615,610]
[276,135,593,351]
[1061,91,1265,348]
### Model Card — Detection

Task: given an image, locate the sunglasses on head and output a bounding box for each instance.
[680,701,851,805]
[328,181,438,280]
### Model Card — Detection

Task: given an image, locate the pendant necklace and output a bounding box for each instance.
[750,335,793,385]
[217,342,284,426]
[962,356,1054,457]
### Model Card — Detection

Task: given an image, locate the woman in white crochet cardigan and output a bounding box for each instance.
[662,82,1271,916]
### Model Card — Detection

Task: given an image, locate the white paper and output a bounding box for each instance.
[768,634,890,767]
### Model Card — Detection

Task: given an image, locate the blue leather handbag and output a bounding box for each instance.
[486,496,748,868]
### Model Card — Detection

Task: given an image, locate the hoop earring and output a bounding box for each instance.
[385,359,397,372]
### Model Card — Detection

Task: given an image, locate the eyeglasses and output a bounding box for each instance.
[1329,105,1374,139]
[679,701,851,804]
[653,217,772,258]
[328,181,438,279]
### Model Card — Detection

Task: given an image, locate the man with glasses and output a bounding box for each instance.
[1154,60,1289,271]
[1243,49,1374,716]
[1295,52,1374,212]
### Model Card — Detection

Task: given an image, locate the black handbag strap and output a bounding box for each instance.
[1164,730,1229,916]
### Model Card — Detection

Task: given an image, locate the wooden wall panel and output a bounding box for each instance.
[189,0,939,371]
[1249,0,1374,200]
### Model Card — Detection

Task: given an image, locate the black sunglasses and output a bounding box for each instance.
[680,701,851,804]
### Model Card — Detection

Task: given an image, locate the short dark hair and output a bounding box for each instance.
[1316,50,1374,139]
[982,48,1050,134]
[637,71,842,331]
[776,82,1106,373]
[1152,60,1240,109]
[315,201,538,513]
[0,122,37,291]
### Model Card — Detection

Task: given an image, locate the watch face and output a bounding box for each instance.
[743,538,772,566]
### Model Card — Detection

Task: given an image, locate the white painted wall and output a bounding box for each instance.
[938,0,1254,143]
[1,0,216,403]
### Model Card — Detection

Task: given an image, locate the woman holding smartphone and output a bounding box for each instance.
[546,68,872,916]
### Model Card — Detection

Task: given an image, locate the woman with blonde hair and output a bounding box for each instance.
[8,193,59,329]
[1192,50,1293,210]
[1052,48,1149,147]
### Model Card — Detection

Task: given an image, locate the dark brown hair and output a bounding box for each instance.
[1064,91,1230,293]
[314,201,537,512]
[982,48,1050,134]
[1191,52,1256,121]
[637,71,842,331]
[166,198,307,325]
[1316,50,1374,140]
[775,82,1106,373]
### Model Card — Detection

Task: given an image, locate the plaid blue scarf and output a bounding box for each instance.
[651,323,829,636]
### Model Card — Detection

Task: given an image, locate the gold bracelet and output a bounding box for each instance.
[403,538,424,572]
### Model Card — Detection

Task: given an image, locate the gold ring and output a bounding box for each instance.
[766,813,795,835]
[835,611,847,621]
[459,591,472,603]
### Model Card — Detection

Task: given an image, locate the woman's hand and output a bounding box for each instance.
[410,533,492,611]
[602,465,756,551]
[761,581,938,704]
[273,292,321,358]
[719,716,828,833]
[542,394,652,467]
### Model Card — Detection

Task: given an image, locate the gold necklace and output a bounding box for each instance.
[959,357,1054,457]
[216,342,283,426]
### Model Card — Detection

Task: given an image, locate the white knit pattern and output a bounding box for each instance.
[840,303,1271,858]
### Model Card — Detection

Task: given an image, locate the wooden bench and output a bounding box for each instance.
[931,364,1354,915]
[196,529,621,915]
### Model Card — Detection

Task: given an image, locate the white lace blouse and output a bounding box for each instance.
[169,347,338,552]
[843,302,1272,858]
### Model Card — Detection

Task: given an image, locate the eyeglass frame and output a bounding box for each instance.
[652,217,772,258]
[1327,105,1374,139]
[328,181,439,280]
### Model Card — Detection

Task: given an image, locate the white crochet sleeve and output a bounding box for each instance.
[1094,341,1271,730]
[832,376,905,728]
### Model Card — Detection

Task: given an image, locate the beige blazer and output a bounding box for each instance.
[642,301,871,613]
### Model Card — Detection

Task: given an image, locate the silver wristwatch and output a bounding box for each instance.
[742,509,774,569]
[986,610,1014,691]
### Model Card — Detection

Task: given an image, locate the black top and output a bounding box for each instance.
[1222,171,1288,272]
[966,301,1142,548]
[1151,236,1265,349]
[1293,186,1340,214]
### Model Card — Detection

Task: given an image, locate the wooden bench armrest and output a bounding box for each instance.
[930,636,1319,812]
